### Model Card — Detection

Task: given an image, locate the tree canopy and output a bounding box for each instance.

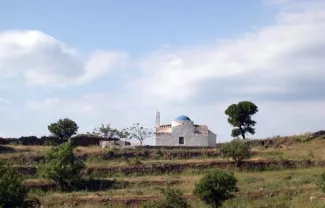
[124,123,152,146]
[225,101,258,139]
[92,123,127,139]
[48,118,79,141]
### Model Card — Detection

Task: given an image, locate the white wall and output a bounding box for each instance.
[155,123,213,146]
[208,130,217,146]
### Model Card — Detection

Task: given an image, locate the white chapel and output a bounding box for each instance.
[154,111,217,146]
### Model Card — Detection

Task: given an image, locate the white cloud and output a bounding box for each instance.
[0,30,128,87]
[133,1,325,103]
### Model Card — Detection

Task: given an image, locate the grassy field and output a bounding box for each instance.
[2,135,325,207]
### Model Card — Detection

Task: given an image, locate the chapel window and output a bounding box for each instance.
[179,137,184,144]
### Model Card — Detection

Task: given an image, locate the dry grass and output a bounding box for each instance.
[252,139,325,160]
[4,136,325,207]
[26,167,325,207]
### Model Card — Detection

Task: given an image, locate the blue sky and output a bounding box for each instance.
[0,0,276,53]
[1,0,325,144]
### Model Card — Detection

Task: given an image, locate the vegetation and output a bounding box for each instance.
[193,169,238,208]
[48,118,79,141]
[225,101,258,139]
[38,142,85,191]
[93,123,127,139]
[220,139,251,167]
[142,185,190,208]
[125,123,152,146]
[2,132,325,207]
[316,172,325,193]
[0,159,28,208]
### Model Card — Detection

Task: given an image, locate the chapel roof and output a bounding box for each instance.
[174,115,191,121]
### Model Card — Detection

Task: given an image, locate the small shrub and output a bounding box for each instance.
[220,139,251,167]
[0,160,28,207]
[193,169,238,208]
[316,172,325,193]
[142,185,190,208]
[38,142,85,192]
[155,150,164,159]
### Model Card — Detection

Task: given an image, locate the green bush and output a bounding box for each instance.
[193,169,238,208]
[142,185,190,208]
[316,172,325,193]
[38,142,85,192]
[0,160,28,208]
[220,139,251,167]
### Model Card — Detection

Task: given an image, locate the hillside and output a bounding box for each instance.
[2,133,325,207]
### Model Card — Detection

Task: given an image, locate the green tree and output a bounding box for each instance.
[48,118,79,141]
[220,139,251,167]
[142,185,190,208]
[0,160,28,208]
[39,142,85,192]
[225,101,258,139]
[124,123,152,146]
[193,169,238,208]
[93,123,127,139]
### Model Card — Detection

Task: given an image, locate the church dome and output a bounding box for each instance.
[175,115,191,121]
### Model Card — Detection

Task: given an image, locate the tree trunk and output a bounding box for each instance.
[58,179,65,192]
[241,133,246,139]
[239,126,246,139]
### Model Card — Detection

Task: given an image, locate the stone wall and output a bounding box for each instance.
[100,140,131,149]
[15,159,323,176]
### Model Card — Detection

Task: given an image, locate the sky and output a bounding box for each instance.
[1,0,325,144]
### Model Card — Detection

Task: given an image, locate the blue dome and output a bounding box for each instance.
[175,115,191,121]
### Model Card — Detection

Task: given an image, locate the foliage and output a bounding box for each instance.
[38,142,85,191]
[93,123,127,139]
[0,159,28,208]
[193,169,238,208]
[0,136,63,146]
[220,139,251,167]
[316,172,325,193]
[48,118,79,141]
[225,101,258,139]
[142,185,190,208]
[70,133,102,146]
[124,123,152,146]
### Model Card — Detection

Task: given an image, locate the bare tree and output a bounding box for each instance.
[93,123,126,139]
[124,123,152,146]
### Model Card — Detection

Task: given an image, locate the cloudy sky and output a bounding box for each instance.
[1,0,325,144]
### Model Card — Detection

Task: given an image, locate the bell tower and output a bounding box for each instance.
[155,110,160,127]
